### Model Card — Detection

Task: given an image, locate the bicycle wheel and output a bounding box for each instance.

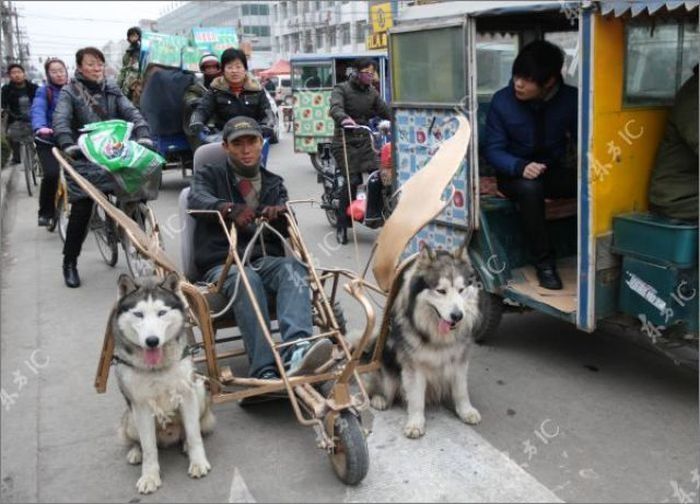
[123,202,162,277]
[91,205,118,267]
[32,144,41,182]
[22,144,33,197]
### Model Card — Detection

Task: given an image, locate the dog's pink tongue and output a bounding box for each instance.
[144,348,163,366]
[438,319,452,335]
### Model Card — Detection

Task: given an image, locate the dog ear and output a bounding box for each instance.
[418,243,436,263]
[160,271,181,293]
[118,274,138,297]
[453,229,473,262]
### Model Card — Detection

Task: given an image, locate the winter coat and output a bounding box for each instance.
[648,71,699,221]
[190,74,274,132]
[1,80,38,124]
[182,80,208,149]
[31,82,64,132]
[52,71,151,201]
[329,76,391,174]
[187,158,289,276]
[484,80,578,178]
[117,43,141,103]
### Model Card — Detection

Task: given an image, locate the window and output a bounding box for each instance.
[545,31,579,88]
[259,4,269,15]
[293,62,333,89]
[315,1,321,10]
[316,28,324,50]
[341,23,351,45]
[476,33,517,96]
[281,2,287,18]
[624,20,699,106]
[355,20,367,43]
[392,26,465,103]
[272,4,278,21]
[290,1,297,16]
[328,27,337,48]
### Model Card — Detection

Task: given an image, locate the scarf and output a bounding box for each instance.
[229,158,261,209]
[229,80,244,96]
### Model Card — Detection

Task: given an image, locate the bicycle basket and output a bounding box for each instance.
[78,119,165,201]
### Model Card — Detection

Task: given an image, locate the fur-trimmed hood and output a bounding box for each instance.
[210,73,262,93]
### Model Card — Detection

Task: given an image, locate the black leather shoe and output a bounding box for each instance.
[536,265,562,290]
[38,216,51,227]
[63,259,81,288]
[336,226,348,245]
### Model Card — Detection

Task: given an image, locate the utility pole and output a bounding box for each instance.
[0,0,17,71]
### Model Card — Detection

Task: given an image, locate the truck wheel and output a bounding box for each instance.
[474,290,503,344]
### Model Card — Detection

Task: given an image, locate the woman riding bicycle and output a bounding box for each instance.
[329,58,391,244]
[31,57,69,228]
[52,46,153,288]
[189,48,275,137]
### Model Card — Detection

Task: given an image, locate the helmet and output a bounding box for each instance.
[199,53,219,71]
[127,26,142,40]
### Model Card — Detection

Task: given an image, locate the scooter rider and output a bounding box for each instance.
[329,57,391,244]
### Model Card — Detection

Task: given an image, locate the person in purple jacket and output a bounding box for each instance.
[31,57,69,227]
[484,40,577,290]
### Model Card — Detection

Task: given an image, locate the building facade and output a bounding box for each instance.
[154,1,273,69]
[270,1,371,58]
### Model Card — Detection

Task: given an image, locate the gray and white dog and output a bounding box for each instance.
[365,244,482,439]
[113,272,215,494]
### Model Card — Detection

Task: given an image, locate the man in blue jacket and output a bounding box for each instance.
[484,40,577,290]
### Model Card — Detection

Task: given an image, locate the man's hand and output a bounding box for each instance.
[36,127,53,137]
[136,137,154,149]
[341,117,357,128]
[219,203,255,228]
[522,162,547,180]
[260,205,286,221]
[63,144,82,160]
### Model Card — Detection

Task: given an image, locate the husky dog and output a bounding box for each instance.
[113,272,215,494]
[365,244,481,439]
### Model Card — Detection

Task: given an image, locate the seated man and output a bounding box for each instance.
[187,116,332,380]
[648,65,698,222]
[484,40,577,290]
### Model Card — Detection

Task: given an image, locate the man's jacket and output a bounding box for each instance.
[187,159,289,276]
[1,80,38,124]
[484,80,577,178]
[649,71,699,221]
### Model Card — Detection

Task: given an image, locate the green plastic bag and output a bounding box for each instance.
[78,119,164,200]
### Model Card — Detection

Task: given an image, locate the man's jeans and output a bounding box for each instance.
[203,256,313,378]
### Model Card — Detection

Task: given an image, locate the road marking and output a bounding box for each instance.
[228,467,256,503]
[344,409,562,503]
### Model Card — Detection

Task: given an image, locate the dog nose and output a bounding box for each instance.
[450,311,463,323]
[145,336,160,348]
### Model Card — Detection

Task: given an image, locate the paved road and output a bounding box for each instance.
[1,134,697,503]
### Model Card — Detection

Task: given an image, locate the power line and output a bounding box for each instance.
[18,12,141,24]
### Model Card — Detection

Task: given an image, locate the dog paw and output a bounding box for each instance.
[136,471,161,494]
[188,457,211,479]
[403,420,425,439]
[457,405,482,425]
[126,446,142,465]
[370,395,389,411]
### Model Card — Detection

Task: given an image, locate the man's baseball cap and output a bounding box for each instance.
[222,116,262,142]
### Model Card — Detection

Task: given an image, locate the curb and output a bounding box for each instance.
[1,162,18,234]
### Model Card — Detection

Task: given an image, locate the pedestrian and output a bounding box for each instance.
[187,116,332,380]
[484,40,578,290]
[117,26,142,106]
[52,47,153,288]
[182,53,220,151]
[31,57,69,228]
[1,63,38,164]
[329,57,391,244]
[189,48,275,136]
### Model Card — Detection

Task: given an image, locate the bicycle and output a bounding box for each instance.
[11,122,41,197]
[60,148,163,276]
[317,123,396,240]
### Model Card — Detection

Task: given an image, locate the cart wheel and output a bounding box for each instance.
[473,290,503,344]
[328,411,369,486]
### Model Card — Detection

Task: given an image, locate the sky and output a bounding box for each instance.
[15,1,173,73]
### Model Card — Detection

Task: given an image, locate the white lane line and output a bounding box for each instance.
[228,466,257,503]
[344,409,563,503]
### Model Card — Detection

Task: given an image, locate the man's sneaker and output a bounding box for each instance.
[287,339,333,377]
[536,264,563,290]
[259,369,280,380]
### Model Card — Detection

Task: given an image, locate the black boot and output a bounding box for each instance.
[63,257,81,288]
[536,264,562,290]
[38,215,51,227]
[336,225,348,245]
